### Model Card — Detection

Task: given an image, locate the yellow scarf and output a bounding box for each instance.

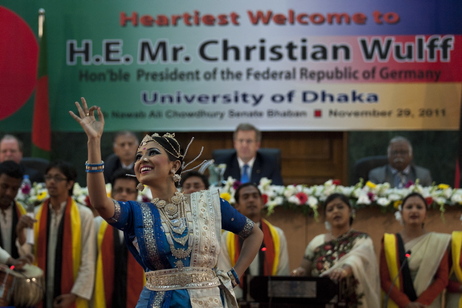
[226,218,280,276]
[451,231,462,307]
[94,220,110,308]
[34,198,87,308]
[15,201,27,215]
[383,233,400,308]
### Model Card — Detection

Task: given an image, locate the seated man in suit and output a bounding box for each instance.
[103,131,139,183]
[0,134,44,183]
[220,123,283,185]
[218,183,290,301]
[368,136,432,187]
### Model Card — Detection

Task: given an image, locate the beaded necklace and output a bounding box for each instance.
[152,191,193,266]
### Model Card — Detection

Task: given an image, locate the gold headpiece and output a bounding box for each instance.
[139,133,183,159]
[139,132,208,176]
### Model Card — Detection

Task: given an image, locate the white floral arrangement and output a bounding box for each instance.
[215,177,462,220]
[16,182,151,209]
[16,178,462,221]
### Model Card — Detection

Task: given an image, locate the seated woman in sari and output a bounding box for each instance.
[291,193,380,308]
[446,231,462,308]
[380,192,450,308]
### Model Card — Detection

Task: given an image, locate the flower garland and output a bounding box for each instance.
[16,178,462,222]
[16,182,152,208]
[216,177,462,220]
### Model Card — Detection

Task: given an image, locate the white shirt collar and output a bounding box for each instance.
[121,162,134,169]
[237,156,256,169]
[47,200,67,214]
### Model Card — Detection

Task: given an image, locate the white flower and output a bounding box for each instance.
[451,192,462,204]
[322,184,336,197]
[288,195,300,205]
[73,182,83,195]
[259,177,272,190]
[283,185,297,198]
[308,196,318,209]
[273,186,286,195]
[376,182,391,195]
[435,197,446,205]
[267,196,283,208]
[357,194,371,205]
[442,188,453,199]
[412,185,424,194]
[376,197,390,207]
[340,186,354,197]
[351,187,363,199]
[388,193,403,201]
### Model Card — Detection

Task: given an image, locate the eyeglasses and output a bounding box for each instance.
[112,187,137,195]
[235,139,256,144]
[44,175,68,182]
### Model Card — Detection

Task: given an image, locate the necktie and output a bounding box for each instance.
[241,164,250,183]
[396,172,406,188]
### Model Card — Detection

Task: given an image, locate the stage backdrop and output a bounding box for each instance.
[1,1,461,132]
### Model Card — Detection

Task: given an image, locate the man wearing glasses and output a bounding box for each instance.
[220,123,283,185]
[368,136,432,188]
[18,161,95,308]
[93,169,145,308]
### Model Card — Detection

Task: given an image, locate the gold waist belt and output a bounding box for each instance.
[146,267,220,291]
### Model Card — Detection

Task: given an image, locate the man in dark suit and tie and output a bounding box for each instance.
[368,136,432,187]
[219,123,283,185]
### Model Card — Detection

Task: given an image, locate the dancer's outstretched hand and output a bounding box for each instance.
[69,97,105,139]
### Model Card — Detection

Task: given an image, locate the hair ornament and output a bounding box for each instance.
[181,137,208,173]
[139,133,184,159]
[198,159,215,174]
[139,133,208,175]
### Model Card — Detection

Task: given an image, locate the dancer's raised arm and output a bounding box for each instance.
[69,97,114,219]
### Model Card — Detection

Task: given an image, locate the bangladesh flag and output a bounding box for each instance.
[31,9,50,159]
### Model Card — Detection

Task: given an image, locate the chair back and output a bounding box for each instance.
[212,148,281,167]
[21,157,50,178]
[351,155,388,185]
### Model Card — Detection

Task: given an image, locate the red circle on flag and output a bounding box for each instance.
[0,7,38,120]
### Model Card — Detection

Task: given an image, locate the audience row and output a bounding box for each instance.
[1,128,432,189]
[0,158,459,307]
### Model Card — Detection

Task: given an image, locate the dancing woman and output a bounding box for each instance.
[70,98,263,307]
